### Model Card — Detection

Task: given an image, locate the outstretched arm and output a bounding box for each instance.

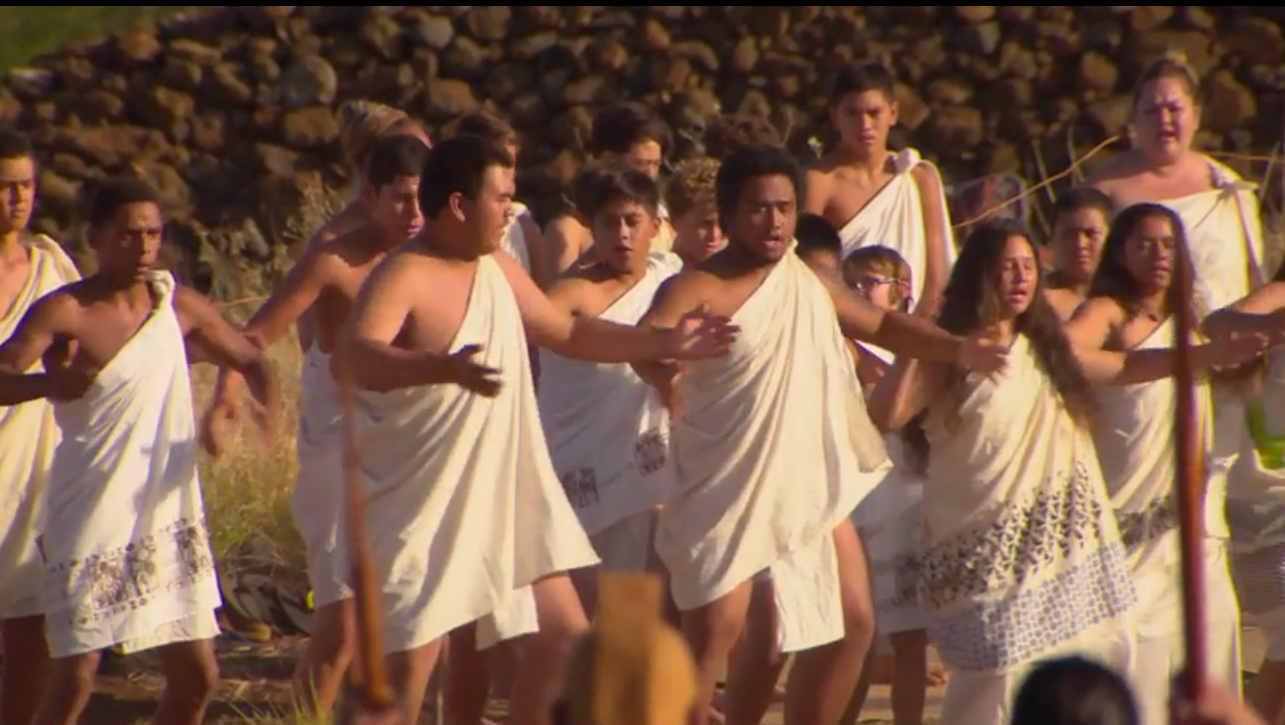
[495,252,727,364]
[1203,282,1285,340]
[910,163,950,317]
[0,292,87,405]
[176,286,280,416]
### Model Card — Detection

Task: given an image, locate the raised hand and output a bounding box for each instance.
[445,344,503,397]
[956,333,1008,376]
[667,305,740,361]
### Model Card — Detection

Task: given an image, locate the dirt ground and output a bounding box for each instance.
[56,625,1272,724]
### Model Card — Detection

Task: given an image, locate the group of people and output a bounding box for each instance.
[1,47,1285,725]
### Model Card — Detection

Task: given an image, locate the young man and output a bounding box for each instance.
[1043,187,1114,321]
[203,134,442,717]
[805,62,955,318]
[547,104,675,276]
[0,129,80,725]
[636,145,1006,725]
[335,134,738,725]
[0,177,279,725]
[537,166,684,612]
[665,158,726,266]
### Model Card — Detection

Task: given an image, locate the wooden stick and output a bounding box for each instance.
[336,351,394,708]
[1173,237,1208,702]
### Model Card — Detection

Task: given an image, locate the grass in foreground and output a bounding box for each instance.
[0,6,193,70]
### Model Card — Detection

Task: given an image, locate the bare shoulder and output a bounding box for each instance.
[25,282,85,330]
[1082,153,1135,193]
[1073,295,1126,325]
[654,266,718,306]
[910,160,945,191]
[545,213,587,237]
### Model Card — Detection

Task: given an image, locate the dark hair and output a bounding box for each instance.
[1133,53,1202,108]
[418,136,515,219]
[1011,657,1139,725]
[581,167,659,220]
[1088,202,1199,317]
[703,114,783,161]
[590,103,672,157]
[455,109,517,147]
[902,219,1096,469]
[1054,187,1115,225]
[715,145,804,222]
[366,134,430,190]
[831,62,897,106]
[86,177,160,228]
[794,213,841,259]
[0,129,34,162]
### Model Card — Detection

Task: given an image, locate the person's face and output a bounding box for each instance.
[845,264,902,312]
[671,201,724,262]
[450,164,515,254]
[366,175,423,243]
[830,90,898,155]
[0,155,36,236]
[726,174,796,263]
[90,201,163,284]
[1050,207,1109,282]
[1132,77,1200,164]
[1121,213,1176,293]
[590,197,658,274]
[617,139,664,180]
[995,234,1039,318]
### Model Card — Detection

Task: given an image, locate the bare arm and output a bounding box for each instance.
[866,357,946,432]
[802,169,832,215]
[545,215,592,278]
[1203,282,1285,339]
[176,286,280,415]
[910,163,950,317]
[631,274,707,386]
[1063,297,1120,350]
[812,266,966,364]
[0,292,79,405]
[495,252,680,363]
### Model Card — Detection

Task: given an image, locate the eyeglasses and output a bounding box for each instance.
[850,275,896,292]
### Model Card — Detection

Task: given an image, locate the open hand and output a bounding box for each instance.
[446,344,503,397]
[199,400,237,457]
[668,305,740,361]
[1207,331,1270,371]
[44,363,95,402]
[645,361,687,418]
[956,334,1007,376]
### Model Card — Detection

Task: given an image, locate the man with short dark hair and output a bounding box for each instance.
[336,134,737,725]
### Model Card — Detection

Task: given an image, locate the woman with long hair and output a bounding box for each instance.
[1064,203,1238,725]
[866,219,1265,725]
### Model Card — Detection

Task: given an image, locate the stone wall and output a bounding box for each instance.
[3,6,1284,295]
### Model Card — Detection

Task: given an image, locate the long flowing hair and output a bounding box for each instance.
[1087,202,1202,322]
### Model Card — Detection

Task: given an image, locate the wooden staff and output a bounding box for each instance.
[337,352,394,708]
[1173,237,1208,701]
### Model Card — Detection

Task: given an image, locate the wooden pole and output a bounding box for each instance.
[337,352,394,708]
[1173,235,1208,702]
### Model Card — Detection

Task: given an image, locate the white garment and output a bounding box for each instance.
[538,253,683,540]
[42,271,220,657]
[1091,318,1231,725]
[499,202,534,274]
[354,255,599,653]
[836,148,957,360]
[291,344,350,607]
[919,336,1136,725]
[656,248,887,653]
[0,236,79,619]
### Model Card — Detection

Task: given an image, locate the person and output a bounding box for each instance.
[292,101,431,354]
[0,129,80,725]
[455,109,549,287]
[702,113,784,161]
[202,134,430,718]
[841,245,943,725]
[792,212,844,277]
[805,61,955,318]
[537,166,684,610]
[1088,54,1270,597]
[1064,203,1242,725]
[548,104,675,276]
[1043,187,1114,321]
[665,158,726,266]
[1010,656,1140,725]
[635,145,1008,725]
[0,177,280,725]
[335,135,739,725]
[865,219,1265,725]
